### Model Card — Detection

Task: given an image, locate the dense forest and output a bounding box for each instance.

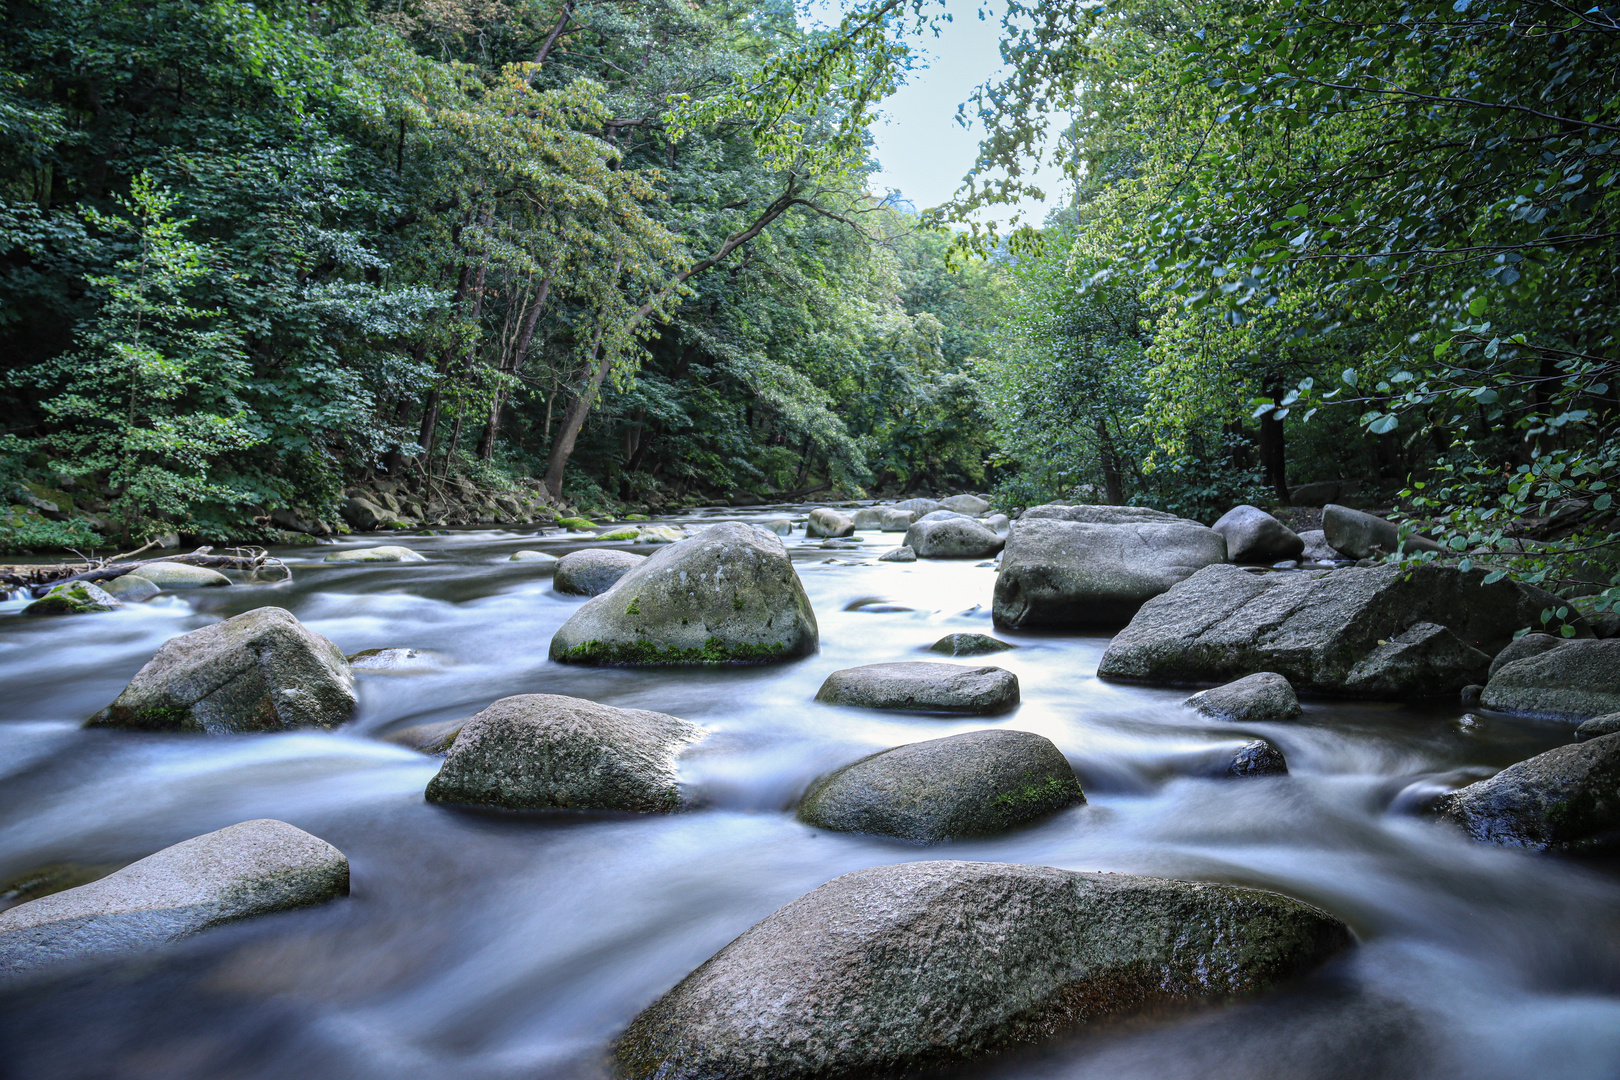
[2,0,1616,613]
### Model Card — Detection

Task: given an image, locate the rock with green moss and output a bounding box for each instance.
[550,522,818,665]
[24,581,121,615]
[322,545,426,564]
[816,662,1019,714]
[100,574,160,602]
[554,549,646,596]
[634,525,685,544]
[614,860,1353,1080]
[555,516,596,530]
[1432,732,1620,850]
[599,527,641,541]
[929,633,1013,656]
[798,730,1083,842]
[87,606,356,733]
[424,694,704,811]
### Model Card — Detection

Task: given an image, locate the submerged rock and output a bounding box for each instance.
[383,717,464,754]
[816,662,1019,714]
[1185,672,1302,722]
[1224,739,1288,777]
[550,522,818,665]
[509,549,560,564]
[322,545,426,564]
[993,517,1227,629]
[100,574,160,602]
[1212,505,1304,563]
[806,508,855,538]
[1433,733,1620,851]
[929,632,1014,657]
[878,545,916,562]
[940,494,991,515]
[346,647,437,673]
[88,607,356,733]
[1098,562,1568,697]
[424,694,703,812]
[0,820,348,981]
[1321,504,1440,559]
[1481,638,1620,719]
[614,861,1352,1080]
[757,518,793,536]
[798,730,1083,843]
[903,517,1004,559]
[553,549,646,596]
[24,581,121,615]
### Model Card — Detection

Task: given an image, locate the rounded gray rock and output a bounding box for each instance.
[1487,632,1565,679]
[132,561,233,586]
[1020,503,1192,525]
[806,508,855,538]
[424,693,704,812]
[509,549,560,565]
[929,632,1013,657]
[879,508,915,531]
[1433,732,1620,850]
[1212,505,1304,563]
[1576,712,1620,741]
[553,548,646,596]
[891,497,941,514]
[1185,672,1302,721]
[878,545,916,562]
[816,662,1019,714]
[100,574,160,602]
[1322,504,1440,559]
[87,607,356,733]
[903,517,1005,559]
[614,861,1353,1080]
[798,730,1083,842]
[940,494,991,515]
[851,508,885,530]
[1481,638,1620,718]
[1224,739,1288,777]
[322,545,425,565]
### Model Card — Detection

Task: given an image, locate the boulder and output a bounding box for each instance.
[1486,632,1565,679]
[550,522,818,664]
[1020,503,1192,525]
[509,549,559,564]
[806,508,855,538]
[0,820,348,981]
[614,861,1352,1080]
[424,694,703,812]
[1321,504,1441,559]
[1185,672,1301,722]
[816,662,1019,715]
[940,494,991,515]
[1224,739,1288,777]
[1480,638,1620,719]
[339,496,392,531]
[879,546,916,563]
[1433,733,1620,851]
[929,633,1013,657]
[757,518,793,536]
[1212,505,1304,563]
[798,730,1083,842]
[1098,562,1571,697]
[87,607,356,733]
[851,508,885,530]
[1590,611,1620,639]
[993,517,1228,629]
[553,549,646,596]
[1576,713,1620,741]
[982,513,1011,534]
[322,545,426,564]
[132,562,231,587]
[633,525,685,544]
[1289,481,1355,508]
[879,508,915,532]
[100,574,160,602]
[1297,530,1342,564]
[24,581,121,615]
[892,498,941,514]
[903,517,1005,559]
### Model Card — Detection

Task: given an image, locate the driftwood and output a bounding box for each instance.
[3,546,288,598]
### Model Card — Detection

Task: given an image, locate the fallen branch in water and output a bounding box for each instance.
[4,546,289,597]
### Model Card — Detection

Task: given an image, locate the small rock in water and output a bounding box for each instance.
[0,820,348,981]
[613,861,1352,1080]
[1432,733,1620,850]
[929,633,1013,657]
[878,545,916,562]
[425,694,704,812]
[1460,684,1484,707]
[1224,739,1288,777]
[940,493,991,515]
[24,581,121,615]
[806,508,855,538]
[798,730,1083,843]
[879,508,914,532]
[1185,672,1302,722]
[347,647,437,673]
[1576,712,1620,741]
[509,549,559,564]
[819,538,862,549]
[322,545,426,564]
[633,525,685,544]
[100,574,160,602]
[757,518,793,536]
[1297,529,1342,563]
[127,561,233,587]
[816,661,1019,715]
[384,717,464,754]
[1481,638,1620,719]
[553,549,646,596]
[904,517,1004,559]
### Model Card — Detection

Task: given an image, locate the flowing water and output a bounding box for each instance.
[1,510,1618,1080]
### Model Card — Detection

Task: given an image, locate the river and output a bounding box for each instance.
[1,510,1618,1080]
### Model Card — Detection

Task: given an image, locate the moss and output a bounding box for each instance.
[625,596,642,616]
[732,595,746,611]
[624,513,650,521]
[600,527,640,540]
[556,516,596,529]
[987,774,1082,830]
[557,636,796,666]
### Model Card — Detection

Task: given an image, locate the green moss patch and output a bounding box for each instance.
[557,636,796,666]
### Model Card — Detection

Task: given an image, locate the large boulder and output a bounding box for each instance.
[902,517,1004,559]
[851,507,885,530]
[798,730,1083,842]
[806,508,855,538]
[129,561,232,587]
[940,494,991,515]
[1321,504,1441,559]
[1433,733,1620,851]
[550,522,818,664]
[614,861,1352,1080]
[892,498,941,514]
[993,517,1228,629]
[424,694,704,812]
[1020,503,1193,525]
[1480,639,1620,719]
[553,549,646,596]
[100,574,160,602]
[1185,672,1301,722]
[879,508,914,532]
[816,662,1019,714]
[322,545,425,564]
[339,496,393,531]
[1212,505,1304,563]
[24,581,121,615]
[87,607,356,733]
[0,820,347,981]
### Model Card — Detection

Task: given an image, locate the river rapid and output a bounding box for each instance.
[1,509,1618,1080]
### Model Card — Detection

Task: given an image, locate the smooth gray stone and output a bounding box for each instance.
[0,820,348,981]
[913,509,970,523]
[131,561,233,586]
[903,517,1004,559]
[1185,672,1302,722]
[757,518,794,536]
[322,546,425,564]
[1297,529,1341,563]
[100,574,160,602]
[816,662,1019,714]
[88,607,355,732]
[1322,504,1441,559]
[1576,712,1620,741]
[1487,633,1565,679]
[891,498,941,514]
[1433,733,1620,850]
[1212,505,1304,563]
[929,633,1013,657]
[425,693,704,812]
[614,861,1353,1080]
[1224,739,1288,777]
[1481,638,1620,719]
[509,549,560,564]
[851,508,885,530]
[798,730,1083,842]
[879,546,916,562]
[879,508,915,532]
[553,549,646,596]
[806,508,855,538]
[939,494,991,515]
[1019,503,1194,525]
[982,513,1011,534]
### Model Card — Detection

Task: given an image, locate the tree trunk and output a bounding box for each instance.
[542,349,612,498]
[1258,386,1288,502]
[1094,416,1125,505]
[479,276,551,459]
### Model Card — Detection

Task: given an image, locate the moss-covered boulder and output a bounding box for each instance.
[614,860,1353,1080]
[23,581,121,615]
[553,549,646,596]
[1432,733,1620,850]
[816,662,1019,714]
[798,730,1083,842]
[1185,672,1302,721]
[424,693,704,811]
[87,607,356,733]
[550,522,818,665]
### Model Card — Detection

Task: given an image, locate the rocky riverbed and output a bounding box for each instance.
[0,504,1617,1080]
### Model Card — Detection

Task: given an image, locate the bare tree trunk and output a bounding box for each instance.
[542,333,610,498]
[1258,381,1288,502]
[1094,417,1125,505]
[479,276,551,459]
